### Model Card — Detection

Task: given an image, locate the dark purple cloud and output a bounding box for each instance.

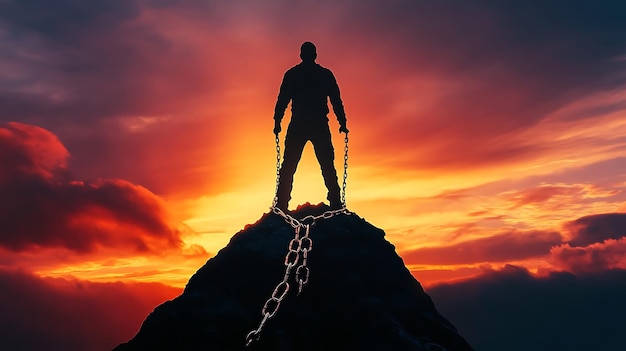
[0,122,187,254]
[2,0,625,185]
[403,212,626,271]
[0,0,215,125]
[270,0,626,173]
[565,213,626,246]
[428,265,626,351]
[0,268,180,351]
[0,0,227,194]
[3,0,624,130]
[351,0,626,90]
[402,230,562,265]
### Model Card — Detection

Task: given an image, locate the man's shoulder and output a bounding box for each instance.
[286,64,300,72]
[283,64,302,77]
[285,63,335,81]
[317,64,335,79]
[312,63,333,74]
[316,63,330,70]
[289,62,332,71]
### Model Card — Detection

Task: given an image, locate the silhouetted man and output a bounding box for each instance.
[273,42,349,211]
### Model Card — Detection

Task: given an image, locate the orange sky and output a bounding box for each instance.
[2,0,626,348]
[3,0,626,287]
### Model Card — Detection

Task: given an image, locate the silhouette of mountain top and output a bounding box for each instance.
[115,203,474,351]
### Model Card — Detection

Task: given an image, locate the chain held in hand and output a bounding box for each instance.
[249,127,351,346]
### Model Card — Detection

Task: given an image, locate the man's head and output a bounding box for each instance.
[300,42,317,62]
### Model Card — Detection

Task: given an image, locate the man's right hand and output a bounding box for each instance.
[273,122,281,135]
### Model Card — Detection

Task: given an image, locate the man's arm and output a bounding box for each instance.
[273,72,291,134]
[327,71,348,133]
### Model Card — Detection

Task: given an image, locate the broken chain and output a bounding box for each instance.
[249,130,351,346]
[245,206,351,346]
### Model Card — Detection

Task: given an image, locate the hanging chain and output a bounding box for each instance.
[272,131,349,209]
[272,133,281,209]
[247,130,351,346]
[341,132,349,207]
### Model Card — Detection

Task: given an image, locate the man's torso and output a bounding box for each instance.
[284,62,333,121]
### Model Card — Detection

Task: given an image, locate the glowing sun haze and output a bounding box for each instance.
[1,0,626,349]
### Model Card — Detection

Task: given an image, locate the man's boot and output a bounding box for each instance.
[276,198,289,212]
[328,193,342,209]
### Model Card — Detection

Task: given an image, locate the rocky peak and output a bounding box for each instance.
[115,203,474,350]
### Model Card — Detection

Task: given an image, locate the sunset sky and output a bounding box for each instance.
[2,1,626,350]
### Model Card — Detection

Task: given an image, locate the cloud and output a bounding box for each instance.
[0,120,69,180]
[402,230,561,265]
[2,0,626,199]
[410,266,486,288]
[0,0,139,37]
[564,213,626,246]
[402,211,626,276]
[0,122,188,254]
[0,268,180,351]
[506,185,586,209]
[0,0,229,196]
[365,1,626,176]
[550,237,626,273]
[428,265,626,351]
[0,0,215,124]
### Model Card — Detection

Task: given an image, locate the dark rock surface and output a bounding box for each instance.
[115,203,474,351]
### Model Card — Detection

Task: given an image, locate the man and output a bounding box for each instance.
[273,42,349,211]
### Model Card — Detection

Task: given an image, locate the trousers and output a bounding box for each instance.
[276,120,341,209]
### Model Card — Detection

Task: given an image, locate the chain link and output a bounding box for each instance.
[248,130,351,346]
[272,134,281,209]
[295,224,311,295]
[272,131,349,210]
[342,132,348,207]
[246,204,352,346]
[245,222,299,346]
[272,206,350,229]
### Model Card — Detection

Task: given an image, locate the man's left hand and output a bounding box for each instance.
[339,126,349,134]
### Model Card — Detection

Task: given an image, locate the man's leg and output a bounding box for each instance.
[311,124,342,208]
[276,124,308,210]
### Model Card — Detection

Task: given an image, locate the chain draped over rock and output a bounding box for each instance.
[245,133,350,347]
